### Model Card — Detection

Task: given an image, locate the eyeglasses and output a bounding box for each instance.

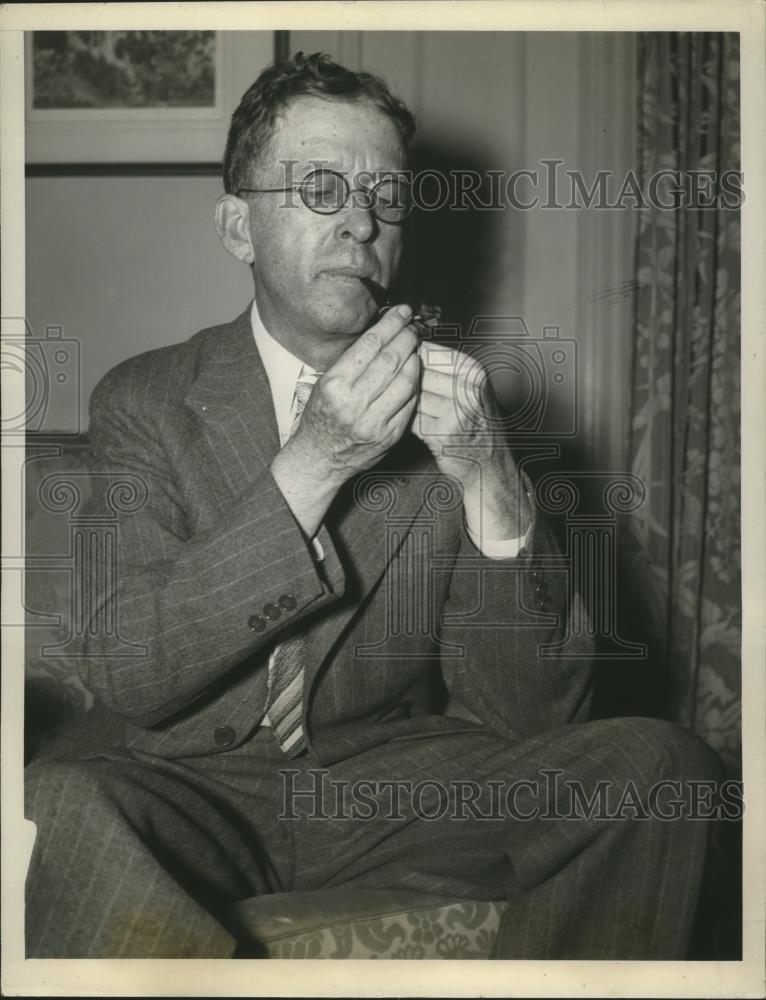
[237,168,412,225]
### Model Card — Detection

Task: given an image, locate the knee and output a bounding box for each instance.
[587,717,723,785]
[25,758,118,825]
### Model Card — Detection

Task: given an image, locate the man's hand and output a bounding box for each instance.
[271,304,420,539]
[412,342,532,545]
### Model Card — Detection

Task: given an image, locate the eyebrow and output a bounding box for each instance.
[299,163,412,180]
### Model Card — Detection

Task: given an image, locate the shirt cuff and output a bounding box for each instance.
[465,520,533,560]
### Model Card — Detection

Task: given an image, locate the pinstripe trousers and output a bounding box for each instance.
[24,715,721,958]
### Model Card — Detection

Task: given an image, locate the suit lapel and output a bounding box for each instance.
[184,307,437,699]
[185,306,281,501]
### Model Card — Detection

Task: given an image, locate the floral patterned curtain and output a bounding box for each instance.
[627,33,741,775]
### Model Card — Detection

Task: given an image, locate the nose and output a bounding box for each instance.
[334,188,377,243]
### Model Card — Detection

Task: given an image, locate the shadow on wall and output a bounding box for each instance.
[394,139,509,331]
[397,137,672,726]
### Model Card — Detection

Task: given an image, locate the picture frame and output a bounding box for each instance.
[24,30,281,170]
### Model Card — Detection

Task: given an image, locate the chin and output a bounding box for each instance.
[315,301,375,338]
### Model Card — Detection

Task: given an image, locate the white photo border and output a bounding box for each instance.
[2,2,764,998]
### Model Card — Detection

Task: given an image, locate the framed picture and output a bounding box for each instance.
[25,30,278,167]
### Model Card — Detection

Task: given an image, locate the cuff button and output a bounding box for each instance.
[540,597,552,612]
[263,603,281,620]
[278,593,297,611]
[248,614,266,632]
[214,725,236,748]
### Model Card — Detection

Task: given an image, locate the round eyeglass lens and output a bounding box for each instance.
[373,178,412,222]
[301,171,347,213]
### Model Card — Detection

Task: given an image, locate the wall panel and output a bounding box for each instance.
[25,175,251,432]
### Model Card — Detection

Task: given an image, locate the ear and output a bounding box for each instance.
[215,194,255,264]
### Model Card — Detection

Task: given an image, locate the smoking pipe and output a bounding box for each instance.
[360,277,442,337]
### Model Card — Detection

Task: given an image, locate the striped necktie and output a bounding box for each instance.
[265,367,321,757]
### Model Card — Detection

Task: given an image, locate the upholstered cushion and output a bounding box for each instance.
[25,437,95,761]
[228,890,508,959]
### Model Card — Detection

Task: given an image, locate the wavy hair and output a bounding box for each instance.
[222,51,416,193]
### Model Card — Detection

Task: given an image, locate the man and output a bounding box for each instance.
[25,52,720,959]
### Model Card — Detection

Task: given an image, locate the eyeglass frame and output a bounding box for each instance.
[236,167,413,225]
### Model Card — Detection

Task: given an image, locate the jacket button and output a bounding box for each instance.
[263,602,281,620]
[214,725,236,747]
[278,593,297,611]
[248,614,266,632]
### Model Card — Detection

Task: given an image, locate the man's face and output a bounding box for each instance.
[244,95,407,355]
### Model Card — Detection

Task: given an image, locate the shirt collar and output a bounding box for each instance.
[250,296,320,443]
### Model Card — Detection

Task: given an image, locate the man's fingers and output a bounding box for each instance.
[418,341,458,373]
[420,361,492,426]
[338,303,414,380]
[368,351,420,424]
[416,387,451,419]
[354,324,419,401]
[419,369,479,422]
[387,391,419,440]
[420,366,455,398]
[411,408,440,438]
[420,346,485,398]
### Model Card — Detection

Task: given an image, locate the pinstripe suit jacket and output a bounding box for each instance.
[78,306,593,765]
